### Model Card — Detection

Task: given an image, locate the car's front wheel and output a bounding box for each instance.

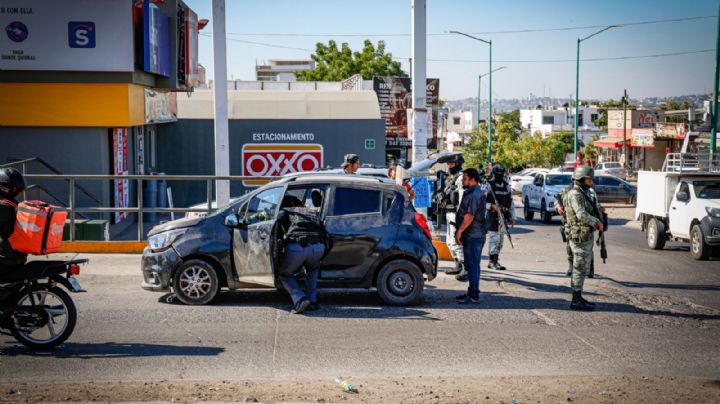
[523,197,534,221]
[376,259,424,306]
[172,259,220,305]
[690,224,710,261]
[540,200,551,224]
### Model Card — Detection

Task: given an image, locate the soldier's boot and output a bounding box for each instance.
[494,255,507,271]
[446,259,463,275]
[455,268,469,282]
[588,259,595,279]
[570,291,596,311]
[487,255,498,270]
[579,295,596,309]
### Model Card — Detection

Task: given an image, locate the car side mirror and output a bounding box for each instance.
[224,214,242,228]
[676,191,689,202]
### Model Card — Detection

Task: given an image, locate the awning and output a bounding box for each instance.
[593,137,630,148]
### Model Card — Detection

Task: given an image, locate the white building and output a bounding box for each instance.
[255,60,316,82]
[520,105,600,138]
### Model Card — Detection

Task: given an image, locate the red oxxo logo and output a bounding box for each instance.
[242,144,324,186]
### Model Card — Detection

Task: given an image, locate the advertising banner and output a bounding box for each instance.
[184,8,199,86]
[144,88,177,124]
[373,77,440,148]
[631,128,655,148]
[656,122,686,139]
[143,0,170,77]
[242,143,324,186]
[112,128,130,223]
[0,0,133,71]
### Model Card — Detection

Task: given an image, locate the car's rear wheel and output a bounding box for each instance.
[690,224,710,261]
[376,259,424,306]
[647,217,666,250]
[540,200,551,224]
[523,198,534,221]
[172,259,220,305]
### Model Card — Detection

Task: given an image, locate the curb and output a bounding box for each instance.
[59,241,147,254]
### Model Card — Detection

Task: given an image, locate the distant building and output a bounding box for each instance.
[255,60,316,82]
[520,105,601,138]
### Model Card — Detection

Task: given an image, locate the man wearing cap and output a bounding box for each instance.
[342,154,360,174]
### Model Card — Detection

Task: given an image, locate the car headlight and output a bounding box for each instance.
[148,229,187,251]
[706,207,720,218]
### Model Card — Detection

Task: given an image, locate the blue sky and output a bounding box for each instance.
[185,0,717,101]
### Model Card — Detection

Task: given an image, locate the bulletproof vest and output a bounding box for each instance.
[562,187,595,232]
[443,172,462,208]
[280,210,326,239]
[490,180,512,208]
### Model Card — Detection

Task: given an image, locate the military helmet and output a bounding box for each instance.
[572,165,594,181]
[491,164,506,175]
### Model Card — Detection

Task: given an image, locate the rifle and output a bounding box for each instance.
[579,190,608,264]
[485,184,514,249]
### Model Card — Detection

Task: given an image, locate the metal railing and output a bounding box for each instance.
[24,174,276,242]
[662,152,720,173]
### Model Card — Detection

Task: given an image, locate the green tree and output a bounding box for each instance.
[499,110,522,134]
[583,135,601,165]
[295,40,406,81]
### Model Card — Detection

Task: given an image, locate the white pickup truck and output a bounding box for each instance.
[521,172,573,224]
[635,153,720,260]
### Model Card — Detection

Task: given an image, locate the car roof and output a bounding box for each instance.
[277,173,401,189]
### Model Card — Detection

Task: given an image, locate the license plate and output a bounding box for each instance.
[67,276,85,292]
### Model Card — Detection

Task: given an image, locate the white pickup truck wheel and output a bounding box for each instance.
[523,198,534,221]
[540,200,552,224]
[647,218,666,250]
[690,224,710,260]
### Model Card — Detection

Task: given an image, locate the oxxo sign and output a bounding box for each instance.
[242,144,323,186]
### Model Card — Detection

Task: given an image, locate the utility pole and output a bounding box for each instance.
[622,89,628,171]
[409,0,429,165]
[212,0,229,207]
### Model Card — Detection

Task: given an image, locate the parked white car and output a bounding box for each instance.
[595,162,625,177]
[521,172,573,223]
[510,168,547,194]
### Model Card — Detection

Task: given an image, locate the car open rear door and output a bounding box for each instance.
[232,186,284,286]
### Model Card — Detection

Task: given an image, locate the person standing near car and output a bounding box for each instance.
[440,156,466,277]
[485,164,516,271]
[388,164,415,201]
[562,166,604,311]
[342,154,360,174]
[276,191,329,314]
[454,168,487,304]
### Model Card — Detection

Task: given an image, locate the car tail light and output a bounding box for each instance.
[69,264,80,276]
[414,212,432,240]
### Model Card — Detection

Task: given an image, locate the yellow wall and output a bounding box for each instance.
[0,83,145,127]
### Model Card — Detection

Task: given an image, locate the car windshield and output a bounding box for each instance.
[209,197,246,217]
[546,175,572,186]
[693,181,720,199]
[605,162,622,168]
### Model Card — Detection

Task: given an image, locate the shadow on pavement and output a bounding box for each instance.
[0,342,225,358]
[601,276,720,291]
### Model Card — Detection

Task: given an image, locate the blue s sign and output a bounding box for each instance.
[68,22,95,48]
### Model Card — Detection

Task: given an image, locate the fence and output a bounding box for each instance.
[22,174,276,242]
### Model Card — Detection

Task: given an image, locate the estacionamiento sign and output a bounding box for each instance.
[0,0,133,71]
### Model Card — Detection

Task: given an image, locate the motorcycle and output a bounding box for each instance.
[0,259,87,349]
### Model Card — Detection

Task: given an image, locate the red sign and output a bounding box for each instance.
[112,128,130,223]
[242,144,324,186]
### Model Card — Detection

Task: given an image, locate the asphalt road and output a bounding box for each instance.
[1,211,718,386]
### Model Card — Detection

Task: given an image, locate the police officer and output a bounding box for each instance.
[562,166,604,311]
[275,191,329,314]
[556,177,603,278]
[0,168,28,270]
[440,155,466,277]
[485,164,516,271]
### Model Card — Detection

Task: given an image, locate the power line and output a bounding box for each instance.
[200,15,715,38]
[199,33,314,52]
[397,49,715,64]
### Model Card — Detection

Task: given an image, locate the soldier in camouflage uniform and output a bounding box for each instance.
[562,166,604,311]
[556,182,602,278]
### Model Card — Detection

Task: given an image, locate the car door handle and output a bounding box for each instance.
[672,207,676,210]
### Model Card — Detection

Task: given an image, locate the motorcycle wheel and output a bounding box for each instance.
[11,285,77,349]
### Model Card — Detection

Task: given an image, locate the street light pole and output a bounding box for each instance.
[488,40,493,164]
[477,75,481,126]
[448,30,493,164]
[711,0,720,157]
[574,25,620,163]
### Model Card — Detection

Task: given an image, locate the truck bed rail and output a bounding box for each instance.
[662,153,720,173]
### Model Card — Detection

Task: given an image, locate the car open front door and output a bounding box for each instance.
[232,186,284,287]
[669,181,692,238]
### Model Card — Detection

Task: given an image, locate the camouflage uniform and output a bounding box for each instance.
[559,187,600,277]
[562,185,600,293]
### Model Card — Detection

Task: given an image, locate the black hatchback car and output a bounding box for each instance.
[141,174,438,306]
